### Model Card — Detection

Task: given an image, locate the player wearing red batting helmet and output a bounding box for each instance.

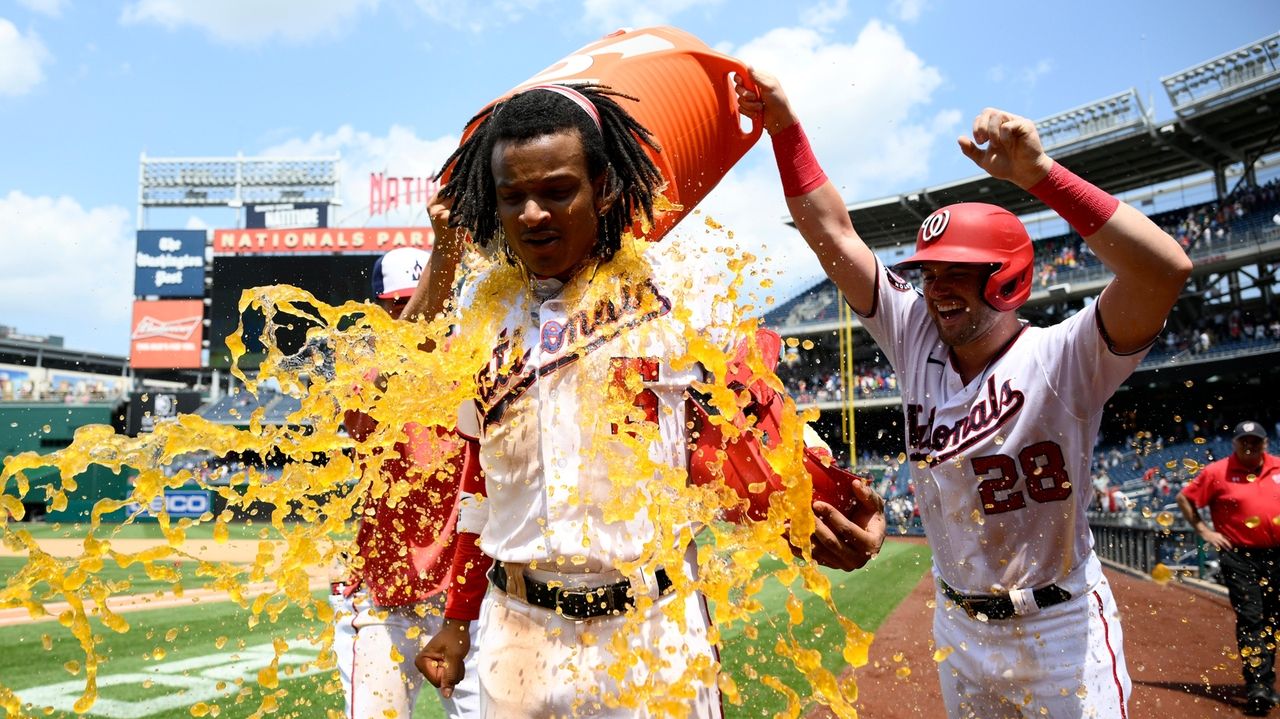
[897,202,1035,313]
[742,66,1192,718]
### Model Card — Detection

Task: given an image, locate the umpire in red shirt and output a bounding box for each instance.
[1178,421,1280,716]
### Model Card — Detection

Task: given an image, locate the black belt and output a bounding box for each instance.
[487,562,673,621]
[939,580,1071,621]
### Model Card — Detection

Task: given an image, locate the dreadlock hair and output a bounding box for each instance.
[437,83,665,264]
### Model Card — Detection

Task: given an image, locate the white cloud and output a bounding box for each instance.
[0,18,51,96]
[888,0,924,22]
[800,0,848,29]
[681,20,960,304]
[261,124,460,226]
[1020,58,1053,88]
[659,163,822,318]
[986,58,1053,90]
[17,0,67,17]
[0,192,133,353]
[581,0,723,34]
[732,21,959,199]
[120,0,379,44]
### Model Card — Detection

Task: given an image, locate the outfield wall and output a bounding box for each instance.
[0,404,132,522]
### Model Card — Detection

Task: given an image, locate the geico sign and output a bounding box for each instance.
[132,491,210,517]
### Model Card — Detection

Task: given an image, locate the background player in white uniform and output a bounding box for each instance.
[330,247,480,718]
[738,70,1192,717]
[411,83,885,717]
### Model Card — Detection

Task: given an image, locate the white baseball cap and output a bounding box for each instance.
[372,247,431,299]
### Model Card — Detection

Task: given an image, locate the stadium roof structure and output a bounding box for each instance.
[0,336,130,377]
[820,32,1280,250]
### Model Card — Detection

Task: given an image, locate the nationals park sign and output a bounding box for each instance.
[213,227,433,254]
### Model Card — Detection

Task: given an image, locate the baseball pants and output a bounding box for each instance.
[1220,547,1280,690]
[328,591,357,707]
[473,554,722,718]
[932,575,1130,718]
[337,592,480,718]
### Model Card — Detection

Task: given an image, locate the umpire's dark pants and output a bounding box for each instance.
[1221,547,1280,689]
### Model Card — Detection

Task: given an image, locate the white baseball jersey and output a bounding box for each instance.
[859,260,1149,596]
[455,258,728,574]
[452,257,729,717]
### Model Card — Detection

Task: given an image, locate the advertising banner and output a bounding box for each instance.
[212,226,433,254]
[129,300,204,368]
[245,202,329,229]
[127,489,213,520]
[135,230,207,297]
[368,173,439,218]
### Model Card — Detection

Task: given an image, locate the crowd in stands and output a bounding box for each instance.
[1151,309,1280,358]
[0,374,128,403]
[776,360,897,405]
[1158,177,1280,252]
[1028,177,1280,289]
[1032,234,1098,288]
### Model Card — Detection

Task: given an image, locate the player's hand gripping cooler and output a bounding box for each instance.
[688,328,864,523]
[454,25,762,242]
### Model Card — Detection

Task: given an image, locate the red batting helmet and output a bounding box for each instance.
[896,202,1034,312]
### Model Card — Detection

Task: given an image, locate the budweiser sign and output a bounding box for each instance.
[130,300,204,368]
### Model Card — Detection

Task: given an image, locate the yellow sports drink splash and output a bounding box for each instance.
[0,27,874,718]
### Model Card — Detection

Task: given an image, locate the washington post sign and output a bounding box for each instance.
[135,230,206,297]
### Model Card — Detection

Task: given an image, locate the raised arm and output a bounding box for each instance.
[736,68,878,315]
[402,194,465,324]
[958,108,1193,353]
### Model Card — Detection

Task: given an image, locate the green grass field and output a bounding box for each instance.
[0,557,198,598]
[0,539,931,718]
[10,520,331,542]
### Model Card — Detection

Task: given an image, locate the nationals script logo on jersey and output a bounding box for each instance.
[906,373,1026,464]
[476,277,672,426]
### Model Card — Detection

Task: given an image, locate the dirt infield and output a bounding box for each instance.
[817,537,1247,717]
[0,538,329,627]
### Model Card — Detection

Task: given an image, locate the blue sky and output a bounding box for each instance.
[1,0,1276,355]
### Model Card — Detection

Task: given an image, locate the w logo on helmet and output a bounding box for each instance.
[920,210,951,244]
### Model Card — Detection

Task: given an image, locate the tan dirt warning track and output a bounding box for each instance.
[811,537,1247,717]
[0,537,329,627]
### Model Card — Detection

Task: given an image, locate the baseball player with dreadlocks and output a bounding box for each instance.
[409,81,885,717]
[739,69,1192,718]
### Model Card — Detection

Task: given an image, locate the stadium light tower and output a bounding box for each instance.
[1162,32,1280,116]
[137,153,341,229]
[1035,89,1151,155]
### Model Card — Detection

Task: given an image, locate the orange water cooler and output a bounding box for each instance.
[474,26,762,242]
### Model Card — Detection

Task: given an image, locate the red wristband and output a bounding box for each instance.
[771,122,828,197]
[1027,162,1119,237]
[443,532,492,621]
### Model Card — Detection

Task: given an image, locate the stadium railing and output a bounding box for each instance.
[1089,512,1219,583]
